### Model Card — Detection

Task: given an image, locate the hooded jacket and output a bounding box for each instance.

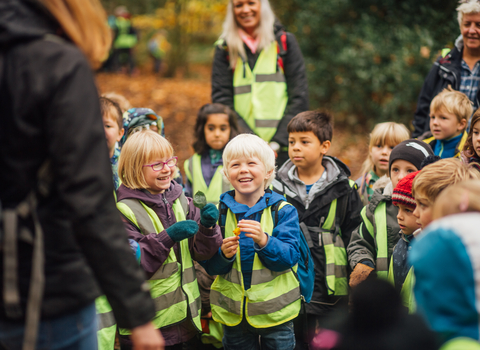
[116,182,223,345]
[412,36,476,138]
[347,176,401,271]
[0,0,154,328]
[211,21,309,150]
[272,157,362,314]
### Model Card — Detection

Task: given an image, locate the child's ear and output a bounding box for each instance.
[320,140,331,155]
[458,118,467,132]
[265,168,274,180]
[117,128,125,142]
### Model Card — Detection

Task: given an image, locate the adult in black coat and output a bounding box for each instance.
[0,0,163,349]
[211,0,309,166]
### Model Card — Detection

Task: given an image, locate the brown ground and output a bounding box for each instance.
[96,65,368,181]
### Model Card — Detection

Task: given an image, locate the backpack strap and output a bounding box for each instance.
[218,201,228,238]
[275,31,288,72]
[333,179,358,237]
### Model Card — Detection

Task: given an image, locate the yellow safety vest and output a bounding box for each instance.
[184,154,231,204]
[440,337,480,350]
[422,131,467,159]
[210,202,301,328]
[95,295,116,350]
[116,196,202,334]
[388,262,416,313]
[232,41,288,142]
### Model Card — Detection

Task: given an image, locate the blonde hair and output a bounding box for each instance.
[457,0,480,27]
[412,158,480,204]
[433,180,480,219]
[220,0,276,68]
[40,0,111,69]
[430,87,473,126]
[359,122,410,176]
[119,131,177,189]
[102,92,132,113]
[223,134,276,188]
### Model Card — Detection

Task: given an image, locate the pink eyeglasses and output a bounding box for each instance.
[143,157,178,171]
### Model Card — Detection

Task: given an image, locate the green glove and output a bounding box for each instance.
[166,220,198,242]
[200,203,219,228]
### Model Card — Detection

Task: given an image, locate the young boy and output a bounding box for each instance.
[388,171,421,313]
[201,134,302,350]
[348,139,433,287]
[422,87,472,159]
[100,96,124,189]
[271,111,363,348]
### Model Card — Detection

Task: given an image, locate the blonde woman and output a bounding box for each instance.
[212,0,308,166]
[0,0,163,349]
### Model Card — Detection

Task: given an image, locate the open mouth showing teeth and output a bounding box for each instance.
[239,179,252,183]
[158,176,169,180]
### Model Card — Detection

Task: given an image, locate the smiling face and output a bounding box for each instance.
[226,155,272,200]
[288,131,330,171]
[461,13,480,52]
[413,194,433,229]
[204,113,231,151]
[396,204,421,235]
[371,143,394,177]
[390,159,418,188]
[429,107,466,141]
[233,0,261,35]
[142,156,176,194]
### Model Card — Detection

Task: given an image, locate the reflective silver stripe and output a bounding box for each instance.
[255,119,280,128]
[326,263,335,277]
[189,295,202,318]
[97,311,116,330]
[335,265,347,278]
[251,269,290,286]
[120,199,155,235]
[248,286,300,316]
[183,266,196,284]
[234,85,251,95]
[150,262,178,280]
[255,72,286,83]
[153,286,186,312]
[323,233,333,245]
[376,257,389,272]
[210,290,242,315]
[220,269,242,285]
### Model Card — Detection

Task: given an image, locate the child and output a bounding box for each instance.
[115,130,223,349]
[102,91,132,113]
[100,96,125,190]
[356,122,410,204]
[184,103,239,202]
[271,111,363,349]
[388,171,421,313]
[201,134,302,350]
[461,109,480,171]
[421,87,472,159]
[411,158,480,229]
[348,139,433,286]
[409,180,480,348]
[121,107,165,147]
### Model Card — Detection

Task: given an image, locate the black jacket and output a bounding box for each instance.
[211,21,309,149]
[412,40,478,137]
[272,157,362,315]
[0,0,154,327]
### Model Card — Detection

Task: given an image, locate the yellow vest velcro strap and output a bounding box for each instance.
[210,289,242,315]
[255,120,280,128]
[150,262,179,280]
[255,72,286,83]
[376,257,388,272]
[251,268,290,285]
[153,286,186,312]
[234,85,251,95]
[98,310,116,330]
[248,286,301,317]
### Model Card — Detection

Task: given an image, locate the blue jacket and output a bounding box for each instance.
[409,213,480,344]
[201,190,301,290]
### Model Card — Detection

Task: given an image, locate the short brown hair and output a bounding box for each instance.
[433,180,480,220]
[463,109,480,157]
[119,131,176,189]
[287,110,333,143]
[412,158,480,204]
[430,87,472,126]
[100,97,123,129]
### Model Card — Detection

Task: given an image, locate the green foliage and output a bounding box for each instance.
[286,0,458,129]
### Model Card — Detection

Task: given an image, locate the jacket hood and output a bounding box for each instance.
[117,181,184,207]
[0,0,60,47]
[409,213,480,343]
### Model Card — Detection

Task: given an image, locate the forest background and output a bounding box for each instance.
[97,0,459,178]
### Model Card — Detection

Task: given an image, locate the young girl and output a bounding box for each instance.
[356,122,410,204]
[116,130,223,349]
[184,103,239,203]
[461,109,480,172]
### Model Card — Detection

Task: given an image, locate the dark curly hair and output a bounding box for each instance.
[464,109,480,157]
[192,103,239,154]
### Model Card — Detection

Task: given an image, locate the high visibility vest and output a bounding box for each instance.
[114,17,137,49]
[423,131,467,159]
[184,154,231,204]
[360,202,389,279]
[210,202,301,328]
[95,295,116,350]
[233,41,288,142]
[388,262,416,313]
[200,319,224,348]
[440,337,480,350]
[116,196,202,334]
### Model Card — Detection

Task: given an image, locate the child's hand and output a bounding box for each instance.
[221,236,239,259]
[238,220,268,248]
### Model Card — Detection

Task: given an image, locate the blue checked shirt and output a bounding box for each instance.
[460,60,480,111]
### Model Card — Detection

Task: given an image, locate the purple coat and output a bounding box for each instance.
[116,181,222,346]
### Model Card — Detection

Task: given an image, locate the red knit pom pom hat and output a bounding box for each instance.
[392,171,420,210]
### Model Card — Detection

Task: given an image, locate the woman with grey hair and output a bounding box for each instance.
[211,0,309,166]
